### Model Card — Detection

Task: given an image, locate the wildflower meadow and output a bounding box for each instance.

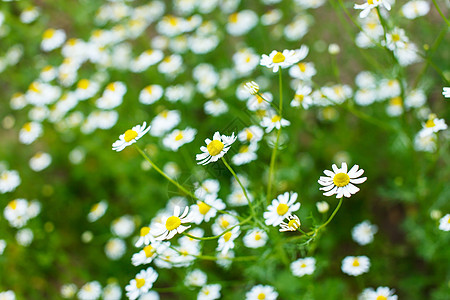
[1,0,449,299]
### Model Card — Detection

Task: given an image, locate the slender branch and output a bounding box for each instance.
[431,0,450,27]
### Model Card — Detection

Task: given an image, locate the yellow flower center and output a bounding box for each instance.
[144,86,153,94]
[298,62,306,72]
[136,278,145,289]
[333,173,350,187]
[8,200,17,210]
[257,293,266,300]
[221,218,230,228]
[207,140,224,156]
[143,245,154,257]
[245,55,251,63]
[271,115,281,123]
[29,82,41,93]
[425,119,435,128]
[140,226,150,236]
[390,96,402,106]
[295,94,304,102]
[43,66,53,72]
[23,123,32,132]
[277,203,289,215]
[165,216,181,231]
[272,52,285,63]
[43,28,55,39]
[352,258,360,267]
[229,13,238,23]
[167,15,178,26]
[77,79,90,90]
[1,173,8,180]
[376,296,387,300]
[198,201,211,215]
[223,232,232,242]
[245,129,253,141]
[239,145,249,153]
[68,38,77,46]
[367,0,374,4]
[288,219,300,229]
[175,132,184,141]
[391,33,400,42]
[300,263,307,268]
[254,233,261,240]
[124,129,138,142]
[106,83,116,92]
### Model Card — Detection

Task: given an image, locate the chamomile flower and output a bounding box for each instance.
[318,162,367,198]
[204,99,229,116]
[196,132,237,165]
[289,62,316,81]
[0,291,15,300]
[195,179,221,199]
[0,170,21,193]
[216,226,240,255]
[149,110,180,137]
[421,114,448,135]
[132,242,169,266]
[359,286,398,300]
[105,238,126,260]
[244,81,260,95]
[316,201,329,213]
[29,152,52,172]
[291,257,316,277]
[443,87,450,98]
[291,84,313,109]
[354,0,391,19]
[232,143,258,166]
[341,256,370,276]
[237,126,264,144]
[226,10,258,36]
[212,214,239,236]
[162,127,197,151]
[264,192,301,226]
[185,269,207,287]
[352,221,378,245]
[125,267,159,300]
[260,111,290,133]
[260,46,308,72]
[401,1,430,19]
[198,284,221,300]
[279,214,301,232]
[87,200,108,222]
[103,283,122,300]
[19,122,43,144]
[414,129,437,152]
[112,122,150,152]
[41,28,66,51]
[135,226,156,247]
[153,206,192,241]
[139,85,164,105]
[243,228,268,248]
[77,281,102,300]
[438,214,450,231]
[111,215,135,238]
[190,195,226,225]
[246,285,278,300]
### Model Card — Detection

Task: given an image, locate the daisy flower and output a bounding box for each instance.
[216,226,240,255]
[196,132,237,165]
[112,122,150,152]
[354,0,391,19]
[290,257,316,277]
[359,286,398,300]
[19,122,43,144]
[244,81,259,95]
[132,242,169,266]
[232,143,258,166]
[352,220,378,245]
[77,281,102,300]
[0,170,21,193]
[190,195,226,225]
[279,214,301,232]
[260,111,290,133]
[87,200,108,222]
[438,214,450,231]
[41,28,66,51]
[153,206,192,240]
[105,238,126,260]
[260,46,308,72]
[316,201,329,213]
[443,87,450,98]
[243,228,268,248]
[421,114,448,135]
[185,269,207,287]
[125,267,159,300]
[264,192,301,226]
[237,126,264,144]
[341,256,370,276]
[246,285,278,300]
[198,284,221,300]
[162,127,197,151]
[135,226,155,247]
[318,162,367,198]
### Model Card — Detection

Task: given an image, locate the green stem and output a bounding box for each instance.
[314,197,343,233]
[182,216,251,241]
[221,157,256,218]
[266,69,284,204]
[256,92,281,113]
[431,0,450,27]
